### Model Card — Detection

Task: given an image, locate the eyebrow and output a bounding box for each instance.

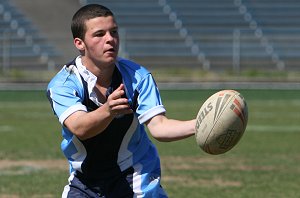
[92,26,118,35]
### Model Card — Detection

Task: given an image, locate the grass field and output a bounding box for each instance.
[0,89,299,198]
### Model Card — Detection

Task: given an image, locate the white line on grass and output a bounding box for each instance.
[0,125,14,132]
[247,125,300,132]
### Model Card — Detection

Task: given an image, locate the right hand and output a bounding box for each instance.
[105,84,133,117]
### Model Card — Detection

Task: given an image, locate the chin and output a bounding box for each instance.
[101,58,116,67]
[110,55,118,62]
[108,57,117,64]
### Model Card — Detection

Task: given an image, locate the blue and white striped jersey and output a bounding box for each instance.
[47,56,167,197]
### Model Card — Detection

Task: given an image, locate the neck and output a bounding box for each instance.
[96,67,115,87]
[81,57,115,87]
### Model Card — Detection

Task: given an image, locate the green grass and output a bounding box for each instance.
[0,89,299,197]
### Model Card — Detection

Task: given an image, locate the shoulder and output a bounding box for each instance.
[117,57,151,79]
[47,65,83,95]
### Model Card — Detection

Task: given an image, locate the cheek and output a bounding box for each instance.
[88,39,105,52]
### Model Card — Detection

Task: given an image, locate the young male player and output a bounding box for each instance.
[47,4,196,197]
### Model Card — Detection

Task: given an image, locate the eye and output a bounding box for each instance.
[110,28,119,36]
[95,31,105,37]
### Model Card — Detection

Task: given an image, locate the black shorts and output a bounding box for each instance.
[62,168,134,198]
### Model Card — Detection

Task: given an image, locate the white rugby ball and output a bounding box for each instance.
[195,90,248,155]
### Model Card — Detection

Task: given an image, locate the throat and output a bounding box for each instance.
[94,85,108,104]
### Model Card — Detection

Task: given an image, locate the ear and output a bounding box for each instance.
[74,38,85,51]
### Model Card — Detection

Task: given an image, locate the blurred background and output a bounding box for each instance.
[1,1,300,197]
[1,0,300,88]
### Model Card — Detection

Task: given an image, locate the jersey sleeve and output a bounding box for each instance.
[135,74,166,124]
[47,84,87,125]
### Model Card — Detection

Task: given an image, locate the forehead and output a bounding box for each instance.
[84,16,117,31]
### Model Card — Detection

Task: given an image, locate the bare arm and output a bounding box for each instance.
[64,84,133,140]
[146,114,196,142]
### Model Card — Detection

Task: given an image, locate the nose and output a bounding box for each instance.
[105,32,114,42]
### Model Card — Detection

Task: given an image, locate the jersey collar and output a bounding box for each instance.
[75,56,100,105]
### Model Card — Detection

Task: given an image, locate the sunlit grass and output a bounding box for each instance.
[0,90,299,197]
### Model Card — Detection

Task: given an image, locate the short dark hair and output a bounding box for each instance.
[71,4,114,40]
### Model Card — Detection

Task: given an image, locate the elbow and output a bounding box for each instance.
[150,129,190,142]
[151,132,173,142]
[152,135,180,142]
[64,121,93,140]
[70,124,107,140]
[69,127,91,140]
[75,131,90,140]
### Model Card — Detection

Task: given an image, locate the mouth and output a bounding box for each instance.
[104,47,115,53]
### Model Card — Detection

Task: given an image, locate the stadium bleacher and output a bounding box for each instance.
[85,0,200,69]
[1,0,300,73]
[83,0,300,72]
[242,0,300,71]
[0,0,61,72]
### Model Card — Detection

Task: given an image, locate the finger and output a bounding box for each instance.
[117,83,124,90]
[111,104,133,117]
[110,98,129,106]
[110,84,125,100]
[111,104,131,111]
[106,98,129,112]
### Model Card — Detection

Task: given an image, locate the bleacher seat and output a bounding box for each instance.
[76,0,300,71]
[84,0,199,69]
[0,0,61,71]
[243,0,300,70]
